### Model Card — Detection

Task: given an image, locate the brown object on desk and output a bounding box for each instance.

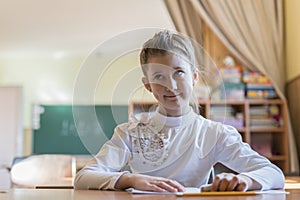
[35,186,74,189]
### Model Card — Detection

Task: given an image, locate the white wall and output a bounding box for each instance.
[285,0,300,81]
[0,52,155,126]
[0,87,22,189]
[0,56,83,128]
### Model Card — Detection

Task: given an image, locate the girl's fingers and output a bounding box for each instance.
[218,178,230,191]
[212,173,250,191]
[236,182,248,191]
[226,176,239,191]
[165,179,185,192]
[155,181,177,192]
[211,173,224,191]
[152,179,185,192]
[211,173,237,191]
[147,183,166,192]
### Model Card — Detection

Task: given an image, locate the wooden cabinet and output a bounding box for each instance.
[129,99,289,173]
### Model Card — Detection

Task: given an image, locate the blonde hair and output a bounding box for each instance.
[139,30,199,114]
[140,30,195,73]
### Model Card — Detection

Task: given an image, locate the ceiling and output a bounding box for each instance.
[0,0,174,58]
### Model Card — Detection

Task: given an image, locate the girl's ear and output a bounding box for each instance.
[142,77,152,92]
[193,68,199,86]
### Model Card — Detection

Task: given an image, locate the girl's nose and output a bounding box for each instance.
[165,77,177,91]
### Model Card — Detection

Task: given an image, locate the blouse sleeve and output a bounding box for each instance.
[214,124,285,190]
[74,124,131,190]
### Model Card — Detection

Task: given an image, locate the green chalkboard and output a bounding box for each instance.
[33,105,128,155]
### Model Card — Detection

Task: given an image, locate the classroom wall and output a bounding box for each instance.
[285,0,300,81]
[0,53,153,129]
[0,56,82,128]
[0,52,155,155]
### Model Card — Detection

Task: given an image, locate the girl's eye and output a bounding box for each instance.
[153,74,164,80]
[174,70,185,77]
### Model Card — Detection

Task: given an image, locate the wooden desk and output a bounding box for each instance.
[0,189,299,200]
[3,176,299,199]
[285,176,300,189]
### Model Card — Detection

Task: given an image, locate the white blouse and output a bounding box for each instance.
[74,108,285,190]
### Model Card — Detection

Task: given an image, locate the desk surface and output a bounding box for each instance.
[0,189,299,200]
[3,176,300,200]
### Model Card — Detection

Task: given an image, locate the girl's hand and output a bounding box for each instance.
[211,173,261,191]
[115,173,185,192]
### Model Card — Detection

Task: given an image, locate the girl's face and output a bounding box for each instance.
[142,53,198,117]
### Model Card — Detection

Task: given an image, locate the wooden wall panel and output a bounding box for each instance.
[203,23,242,67]
[286,75,300,160]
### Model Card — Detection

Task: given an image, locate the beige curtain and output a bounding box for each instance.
[164,0,210,70]
[164,0,299,173]
[164,0,204,44]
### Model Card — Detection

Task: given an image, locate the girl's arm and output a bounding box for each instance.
[214,125,285,191]
[74,124,185,192]
[74,126,131,190]
[115,173,185,192]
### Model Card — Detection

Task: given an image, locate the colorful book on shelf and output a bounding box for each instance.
[246,83,274,90]
[250,118,279,127]
[219,82,245,100]
[249,106,269,114]
[216,66,242,83]
[242,71,278,99]
[242,71,272,84]
[246,89,277,99]
[210,105,235,114]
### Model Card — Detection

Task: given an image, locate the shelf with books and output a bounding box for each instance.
[207,101,246,138]
[268,155,287,161]
[250,127,285,132]
[243,71,278,99]
[129,98,289,173]
[246,99,289,172]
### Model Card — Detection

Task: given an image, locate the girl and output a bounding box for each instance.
[74,30,284,192]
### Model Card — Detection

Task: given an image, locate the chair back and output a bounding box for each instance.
[10,154,75,188]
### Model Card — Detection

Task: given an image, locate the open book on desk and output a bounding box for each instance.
[126,187,289,196]
[126,187,200,194]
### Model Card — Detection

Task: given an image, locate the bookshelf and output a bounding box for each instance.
[129,99,290,173]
